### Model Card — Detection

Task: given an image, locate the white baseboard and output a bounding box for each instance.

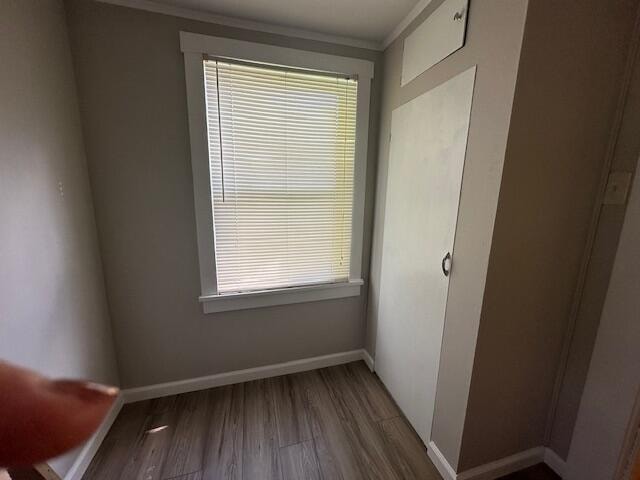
[428,442,565,480]
[362,349,375,371]
[458,447,545,480]
[428,441,459,480]
[543,448,566,478]
[64,394,124,480]
[122,349,369,403]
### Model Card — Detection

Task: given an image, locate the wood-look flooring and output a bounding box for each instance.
[83,361,442,480]
[498,464,560,480]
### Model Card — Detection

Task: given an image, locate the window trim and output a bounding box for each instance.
[180,31,373,313]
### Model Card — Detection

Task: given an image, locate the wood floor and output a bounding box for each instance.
[84,361,558,480]
[498,464,560,480]
[83,361,442,480]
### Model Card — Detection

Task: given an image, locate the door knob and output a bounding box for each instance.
[442,252,452,277]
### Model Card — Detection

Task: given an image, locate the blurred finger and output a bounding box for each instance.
[0,361,118,467]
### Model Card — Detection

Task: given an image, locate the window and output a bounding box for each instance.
[205,60,357,294]
[181,32,372,313]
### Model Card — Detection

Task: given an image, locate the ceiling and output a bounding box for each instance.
[147,0,422,46]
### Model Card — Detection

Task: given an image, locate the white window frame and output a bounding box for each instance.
[180,31,373,313]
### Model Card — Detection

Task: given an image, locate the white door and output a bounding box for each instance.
[375,67,476,444]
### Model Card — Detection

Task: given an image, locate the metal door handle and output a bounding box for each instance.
[442,252,451,277]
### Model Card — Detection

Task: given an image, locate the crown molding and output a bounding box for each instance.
[382,0,433,49]
[95,0,382,51]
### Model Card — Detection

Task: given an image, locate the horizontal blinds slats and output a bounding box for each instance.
[204,59,357,294]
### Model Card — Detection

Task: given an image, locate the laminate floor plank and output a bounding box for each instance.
[109,400,153,438]
[378,416,441,479]
[498,464,560,480]
[82,401,152,480]
[84,362,442,480]
[310,434,342,480]
[243,379,282,480]
[319,365,400,480]
[168,473,203,480]
[118,396,178,480]
[344,361,399,422]
[269,374,316,447]
[279,440,322,480]
[294,370,363,480]
[201,384,244,480]
[162,390,211,479]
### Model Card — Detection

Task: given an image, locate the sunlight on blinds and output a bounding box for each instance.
[203,59,357,294]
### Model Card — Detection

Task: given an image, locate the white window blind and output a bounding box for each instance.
[203,59,357,294]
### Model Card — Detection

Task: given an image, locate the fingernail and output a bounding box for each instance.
[83,382,120,397]
[49,380,119,401]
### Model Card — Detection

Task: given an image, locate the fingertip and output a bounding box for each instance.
[0,364,118,468]
[47,379,119,403]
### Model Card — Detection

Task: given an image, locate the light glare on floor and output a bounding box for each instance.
[146,425,168,434]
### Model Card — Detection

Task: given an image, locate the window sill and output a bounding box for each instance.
[199,279,364,313]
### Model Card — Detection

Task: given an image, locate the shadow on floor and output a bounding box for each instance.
[498,463,560,480]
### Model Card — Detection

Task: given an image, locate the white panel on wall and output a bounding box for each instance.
[401,0,469,86]
[375,67,476,444]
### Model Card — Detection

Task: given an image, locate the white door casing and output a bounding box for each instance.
[375,66,476,444]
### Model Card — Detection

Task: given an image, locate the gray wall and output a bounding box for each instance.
[549,9,640,459]
[366,0,529,469]
[64,0,382,388]
[565,161,640,480]
[0,0,119,475]
[459,0,639,469]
